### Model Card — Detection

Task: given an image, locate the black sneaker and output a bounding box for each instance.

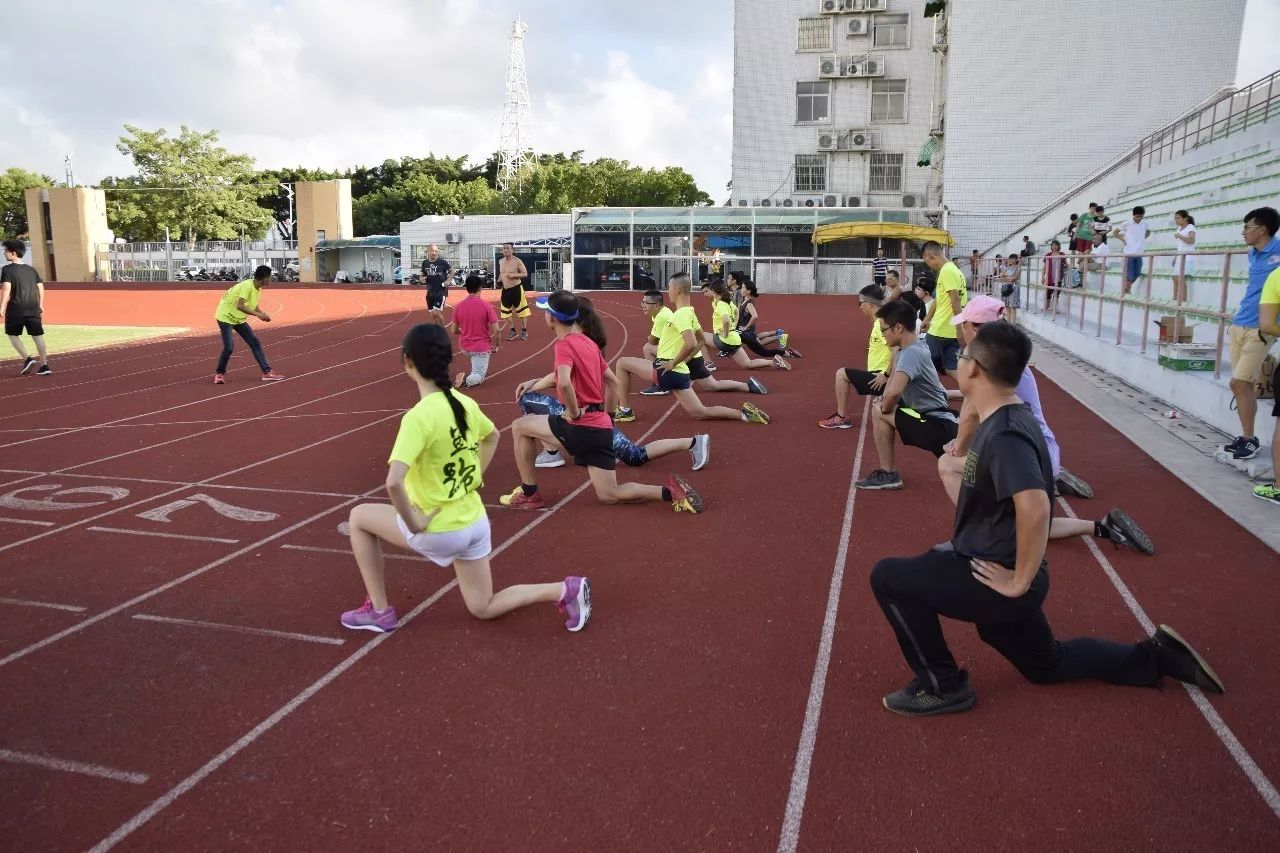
[882,672,976,717]
[1223,435,1248,453]
[1096,509,1154,555]
[1232,437,1260,461]
[716,350,731,358]
[35,364,52,376]
[747,377,767,395]
[639,384,669,396]
[18,356,36,376]
[856,469,904,490]
[1055,468,1094,499]
[1146,624,1224,695]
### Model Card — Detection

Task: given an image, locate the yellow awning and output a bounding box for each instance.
[813,222,955,246]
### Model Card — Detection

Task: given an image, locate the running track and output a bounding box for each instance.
[0,285,1277,851]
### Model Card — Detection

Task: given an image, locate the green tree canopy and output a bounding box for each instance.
[0,168,55,238]
[354,175,498,235]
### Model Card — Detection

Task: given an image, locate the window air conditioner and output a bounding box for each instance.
[737,199,748,206]
[901,194,918,208]
[842,129,878,151]
[861,58,884,76]
[782,199,795,207]
[846,17,869,36]
[845,195,863,207]
[761,198,773,207]
[823,194,840,207]
[819,54,839,77]
[445,233,460,244]
[817,132,838,151]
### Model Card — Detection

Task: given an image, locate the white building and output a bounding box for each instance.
[400,213,570,288]
[731,0,947,210]
[939,0,1245,252]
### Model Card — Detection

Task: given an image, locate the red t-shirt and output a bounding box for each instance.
[453,295,498,353]
[553,332,612,429]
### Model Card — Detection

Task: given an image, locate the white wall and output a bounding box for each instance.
[400,214,570,268]
[731,0,943,206]
[941,0,1245,251]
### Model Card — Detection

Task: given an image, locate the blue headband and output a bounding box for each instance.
[535,297,578,323]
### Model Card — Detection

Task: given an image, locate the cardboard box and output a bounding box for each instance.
[1158,343,1217,372]
[1154,315,1196,343]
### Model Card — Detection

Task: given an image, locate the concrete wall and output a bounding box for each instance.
[296,180,352,283]
[23,187,111,281]
[731,0,943,206]
[941,0,1245,251]
[23,188,50,279]
[400,214,570,270]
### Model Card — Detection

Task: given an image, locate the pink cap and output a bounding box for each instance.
[951,294,1006,326]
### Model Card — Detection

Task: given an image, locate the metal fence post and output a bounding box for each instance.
[1214,252,1232,380]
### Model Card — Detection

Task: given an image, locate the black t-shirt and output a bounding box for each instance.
[951,403,1054,568]
[421,258,451,290]
[1,263,43,317]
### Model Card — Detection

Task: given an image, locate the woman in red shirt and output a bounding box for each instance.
[501,290,704,514]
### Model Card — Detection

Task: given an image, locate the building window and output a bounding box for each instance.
[869,153,904,192]
[797,16,832,51]
[873,13,910,48]
[796,82,831,123]
[871,79,907,122]
[795,154,828,193]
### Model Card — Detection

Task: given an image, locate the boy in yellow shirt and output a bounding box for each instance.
[213,265,284,384]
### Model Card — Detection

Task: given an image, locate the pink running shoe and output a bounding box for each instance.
[499,486,546,510]
[213,373,225,385]
[558,576,592,632]
[261,371,285,382]
[340,597,398,633]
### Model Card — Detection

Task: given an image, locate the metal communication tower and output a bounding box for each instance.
[497,17,533,195]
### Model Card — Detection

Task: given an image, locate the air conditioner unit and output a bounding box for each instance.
[821,0,864,12]
[761,198,773,207]
[737,199,748,207]
[445,233,460,244]
[782,199,795,207]
[846,17,869,36]
[901,194,918,208]
[819,54,839,77]
[865,0,887,11]
[802,197,821,208]
[844,195,863,207]
[820,0,838,13]
[861,58,884,77]
[840,129,879,151]
[843,60,863,77]
[817,132,838,151]
[823,194,840,207]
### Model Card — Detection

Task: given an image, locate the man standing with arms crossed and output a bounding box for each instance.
[498,242,530,341]
[920,240,967,378]
[0,239,51,375]
[420,244,452,326]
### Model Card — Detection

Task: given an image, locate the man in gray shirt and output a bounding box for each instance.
[857,299,957,491]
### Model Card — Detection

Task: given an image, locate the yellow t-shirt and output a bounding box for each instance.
[1262,268,1280,306]
[389,391,495,533]
[927,261,968,339]
[215,280,260,325]
[712,299,741,347]
[867,318,891,373]
[656,305,695,374]
[649,305,673,339]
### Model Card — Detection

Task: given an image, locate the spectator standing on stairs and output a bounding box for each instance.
[1224,207,1280,462]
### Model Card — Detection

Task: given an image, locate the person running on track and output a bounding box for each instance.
[500,289,705,512]
[701,278,789,371]
[936,296,1154,555]
[819,283,892,429]
[449,274,501,388]
[497,242,530,341]
[340,323,590,633]
[732,276,801,359]
[213,265,284,384]
[1,239,52,376]
[869,321,1222,717]
[420,244,452,326]
[611,273,771,426]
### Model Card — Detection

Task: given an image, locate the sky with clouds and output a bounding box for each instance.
[2,0,1276,204]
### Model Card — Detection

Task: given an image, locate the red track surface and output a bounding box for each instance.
[1,285,1276,851]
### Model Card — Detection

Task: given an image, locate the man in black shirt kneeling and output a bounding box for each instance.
[869,322,1224,716]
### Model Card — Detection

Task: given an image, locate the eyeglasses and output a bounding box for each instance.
[1243,222,1262,232]
[958,349,988,372]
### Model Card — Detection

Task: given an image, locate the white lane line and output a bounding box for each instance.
[0,409,411,433]
[0,469,361,499]
[88,527,241,545]
[0,597,87,613]
[0,748,149,785]
[0,516,55,527]
[777,398,871,853]
[88,401,679,853]
[279,544,421,562]
[1057,496,1280,819]
[130,614,346,646]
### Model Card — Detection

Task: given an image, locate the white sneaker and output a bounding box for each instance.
[535,449,565,468]
[690,434,710,471]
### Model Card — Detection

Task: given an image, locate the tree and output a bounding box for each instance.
[504,156,711,213]
[353,175,498,235]
[0,168,55,238]
[114,124,273,247]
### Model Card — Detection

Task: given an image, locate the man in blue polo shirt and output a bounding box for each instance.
[1225,207,1280,461]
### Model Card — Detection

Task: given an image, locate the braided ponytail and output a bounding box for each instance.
[401,323,468,439]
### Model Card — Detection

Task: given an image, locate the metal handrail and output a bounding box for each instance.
[1137,69,1280,172]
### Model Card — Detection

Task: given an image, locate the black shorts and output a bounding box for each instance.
[686,356,713,380]
[426,287,446,312]
[548,414,616,470]
[5,314,43,337]
[499,285,529,318]
[894,407,959,457]
[1273,396,1279,418]
[712,335,740,355]
[654,366,692,391]
[844,367,886,396]
[874,274,887,287]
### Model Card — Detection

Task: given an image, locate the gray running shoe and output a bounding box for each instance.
[856,469,904,490]
[1055,468,1094,499]
[1097,508,1154,555]
[690,434,710,471]
[535,449,565,469]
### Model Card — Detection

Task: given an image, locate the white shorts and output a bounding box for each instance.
[1172,255,1195,275]
[396,513,491,566]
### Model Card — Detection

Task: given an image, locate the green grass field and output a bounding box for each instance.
[2,325,188,363]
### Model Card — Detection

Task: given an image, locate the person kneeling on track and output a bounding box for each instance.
[820,283,891,429]
[701,278,789,371]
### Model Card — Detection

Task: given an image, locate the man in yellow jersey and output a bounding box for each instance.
[819,283,891,429]
[921,240,967,379]
[213,265,284,384]
[1252,266,1280,507]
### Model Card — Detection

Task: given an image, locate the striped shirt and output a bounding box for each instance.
[873,257,888,279]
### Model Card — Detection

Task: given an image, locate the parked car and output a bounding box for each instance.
[598,263,655,290]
